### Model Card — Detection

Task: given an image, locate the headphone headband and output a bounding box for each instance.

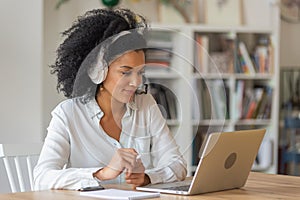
[84,29,147,84]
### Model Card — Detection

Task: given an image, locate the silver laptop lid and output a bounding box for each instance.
[188,129,266,194]
[136,129,266,195]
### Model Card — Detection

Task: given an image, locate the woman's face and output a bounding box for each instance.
[102,50,145,103]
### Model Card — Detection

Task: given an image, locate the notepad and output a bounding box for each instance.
[80,189,160,200]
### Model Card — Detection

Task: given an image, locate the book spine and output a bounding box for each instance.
[195,34,209,74]
[239,42,256,74]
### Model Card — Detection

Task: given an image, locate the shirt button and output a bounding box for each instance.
[96,113,101,119]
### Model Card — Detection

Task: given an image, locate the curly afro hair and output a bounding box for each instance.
[50,8,147,100]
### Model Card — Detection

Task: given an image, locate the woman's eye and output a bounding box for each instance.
[121,71,132,75]
[121,70,144,76]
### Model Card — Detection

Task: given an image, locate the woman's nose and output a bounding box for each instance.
[129,73,142,87]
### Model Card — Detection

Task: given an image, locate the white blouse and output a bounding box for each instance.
[33,94,187,190]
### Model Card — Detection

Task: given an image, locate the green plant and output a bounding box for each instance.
[55,0,120,9]
[55,0,70,9]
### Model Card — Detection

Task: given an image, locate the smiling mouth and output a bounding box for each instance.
[123,89,136,95]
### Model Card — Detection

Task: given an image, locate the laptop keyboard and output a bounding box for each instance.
[163,185,190,191]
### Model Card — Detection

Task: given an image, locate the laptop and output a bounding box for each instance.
[136,129,266,195]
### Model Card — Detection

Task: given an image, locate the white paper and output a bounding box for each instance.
[80,189,160,200]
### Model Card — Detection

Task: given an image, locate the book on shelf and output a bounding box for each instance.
[145,43,173,72]
[164,88,177,120]
[235,80,245,120]
[191,79,203,121]
[235,81,273,120]
[145,31,173,71]
[192,136,201,166]
[199,80,229,120]
[195,33,235,74]
[145,62,170,74]
[146,48,172,61]
[225,86,230,119]
[194,34,209,73]
[237,51,248,73]
[192,127,207,166]
[238,41,256,74]
[199,81,212,120]
[252,35,274,74]
[158,87,169,119]
[207,80,228,120]
[148,83,177,120]
[268,43,274,74]
[147,39,173,49]
[253,44,274,74]
[256,87,273,119]
[245,88,264,119]
[194,34,274,75]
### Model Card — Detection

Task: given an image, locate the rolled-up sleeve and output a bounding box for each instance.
[145,99,187,184]
[33,105,99,190]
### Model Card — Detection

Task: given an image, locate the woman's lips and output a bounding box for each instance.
[123,89,136,95]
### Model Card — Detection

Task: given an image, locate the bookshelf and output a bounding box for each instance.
[146,3,280,175]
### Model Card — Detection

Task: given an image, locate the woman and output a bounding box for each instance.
[33,8,187,190]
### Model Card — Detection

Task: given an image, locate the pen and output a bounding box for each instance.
[79,185,105,192]
[136,154,141,161]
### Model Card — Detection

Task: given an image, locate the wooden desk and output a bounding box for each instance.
[1,172,300,200]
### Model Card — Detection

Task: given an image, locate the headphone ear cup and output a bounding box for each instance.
[88,66,108,84]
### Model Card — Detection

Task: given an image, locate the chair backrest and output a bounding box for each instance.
[284,117,300,129]
[284,117,300,149]
[0,143,43,193]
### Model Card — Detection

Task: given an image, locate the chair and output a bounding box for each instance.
[280,117,300,176]
[0,143,43,192]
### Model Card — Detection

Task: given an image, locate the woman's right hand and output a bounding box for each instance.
[94,148,143,181]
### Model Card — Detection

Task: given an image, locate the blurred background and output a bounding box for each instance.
[0,0,300,193]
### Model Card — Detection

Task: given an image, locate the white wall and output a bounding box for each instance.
[0,0,43,193]
[0,0,43,143]
[42,0,109,138]
[280,21,300,67]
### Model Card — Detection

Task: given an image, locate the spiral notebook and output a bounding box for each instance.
[80,188,160,200]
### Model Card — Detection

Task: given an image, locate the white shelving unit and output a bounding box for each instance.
[146,2,280,175]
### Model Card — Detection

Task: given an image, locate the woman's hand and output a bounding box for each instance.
[94,148,144,182]
[125,170,151,186]
[125,157,148,186]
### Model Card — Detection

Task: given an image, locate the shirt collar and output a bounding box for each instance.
[127,95,138,110]
[85,95,138,119]
[85,97,103,120]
